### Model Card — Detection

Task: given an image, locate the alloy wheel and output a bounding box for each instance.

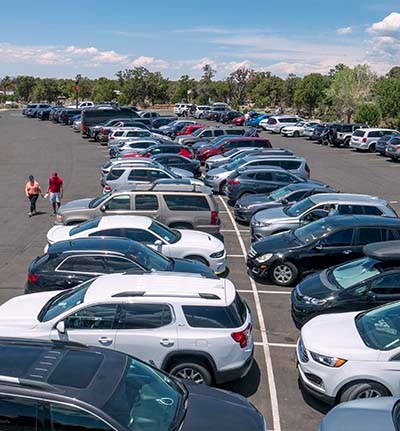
[272,264,293,284]
[175,368,204,384]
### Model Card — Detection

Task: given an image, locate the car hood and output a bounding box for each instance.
[171,167,194,178]
[301,312,379,360]
[177,230,224,251]
[182,382,265,431]
[318,398,397,431]
[206,154,227,163]
[207,166,230,176]
[0,291,58,330]
[252,231,301,254]
[59,198,92,213]
[237,194,274,207]
[253,206,289,224]
[47,225,73,244]
[297,271,336,300]
[171,258,217,278]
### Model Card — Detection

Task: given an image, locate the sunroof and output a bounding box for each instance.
[0,346,48,377]
[48,351,104,388]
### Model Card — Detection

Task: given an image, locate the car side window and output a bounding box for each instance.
[107,169,124,181]
[49,402,112,431]
[370,273,400,295]
[356,228,384,245]
[104,256,141,273]
[362,206,382,216]
[104,195,131,211]
[0,395,39,431]
[163,195,210,211]
[118,304,172,329]
[65,304,118,330]
[281,161,301,170]
[148,170,170,180]
[337,204,364,215]
[135,194,159,210]
[89,228,125,238]
[124,228,158,244]
[202,131,212,137]
[128,169,149,182]
[321,229,354,247]
[214,130,224,136]
[387,229,400,241]
[255,172,273,181]
[273,172,292,183]
[288,191,307,202]
[57,256,106,273]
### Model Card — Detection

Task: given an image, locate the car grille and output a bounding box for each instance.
[298,337,309,363]
[248,246,257,259]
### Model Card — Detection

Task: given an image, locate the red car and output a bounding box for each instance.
[232,116,245,126]
[175,125,204,136]
[196,137,272,164]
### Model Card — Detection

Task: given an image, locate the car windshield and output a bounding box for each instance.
[191,128,204,137]
[89,192,113,208]
[293,219,334,244]
[130,244,171,271]
[284,197,314,217]
[225,158,247,170]
[70,218,101,236]
[104,358,186,431]
[329,257,381,289]
[149,221,180,244]
[269,186,291,201]
[39,280,93,322]
[224,148,241,157]
[356,301,400,350]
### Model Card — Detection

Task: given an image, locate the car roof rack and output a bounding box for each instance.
[0,376,59,392]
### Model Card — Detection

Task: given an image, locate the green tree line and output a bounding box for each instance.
[2,64,400,127]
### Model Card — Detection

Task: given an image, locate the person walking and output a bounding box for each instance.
[47,171,64,215]
[25,175,42,217]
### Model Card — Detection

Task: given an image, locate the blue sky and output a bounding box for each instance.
[0,0,399,78]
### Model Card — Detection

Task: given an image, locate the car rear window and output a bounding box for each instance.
[353,130,365,137]
[163,195,210,211]
[182,294,247,328]
[367,131,382,138]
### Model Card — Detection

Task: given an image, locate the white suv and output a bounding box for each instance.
[195,105,211,118]
[3,272,253,385]
[260,115,303,133]
[109,128,167,145]
[174,103,191,116]
[350,128,398,152]
[297,300,400,404]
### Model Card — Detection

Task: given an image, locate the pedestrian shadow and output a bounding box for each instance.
[32,211,47,217]
[217,360,261,397]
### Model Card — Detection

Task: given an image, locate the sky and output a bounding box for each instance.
[0,0,399,79]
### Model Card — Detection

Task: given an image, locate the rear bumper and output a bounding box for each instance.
[215,349,254,384]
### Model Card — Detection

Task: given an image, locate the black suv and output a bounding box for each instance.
[247,215,400,286]
[26,237,216,293]
[0,338,266,431]
[328,123,367,147]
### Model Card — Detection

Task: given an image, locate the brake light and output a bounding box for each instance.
[231,323,252,348]
[305,164,310,175]
[104,183,112,192]
[82,122,87,132]
[362,137,367,143]
[396,145,400,150]
[28,273,39,283]
[101,128,107,135]
[228,178,240,185]
[211,210,219,225]
[110,136,115,140]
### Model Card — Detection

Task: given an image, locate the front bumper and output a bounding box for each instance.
[234,207,253,223]
[250,223,269,241]
[246,256,271,279]
[204,176,224,192]
[215,348,254,384]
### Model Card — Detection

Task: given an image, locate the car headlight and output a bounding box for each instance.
[56,214,64,223]
[210,250,225,258]
[206,176,218,180]
[310,351,347,368]
[302,295,329,305]
[252,220,267,227]
[256,253,273,263]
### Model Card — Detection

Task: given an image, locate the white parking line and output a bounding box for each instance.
[219,196,282,431]
[221,229,249,233]
[390,200,398,204]
[259,290,292,295]
[254,342,296,348]
[227,254,245,258]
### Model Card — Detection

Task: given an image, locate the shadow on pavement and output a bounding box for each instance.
[298,379,331,415]
[217,360,261,397]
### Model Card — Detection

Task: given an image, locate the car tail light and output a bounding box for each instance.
[231,323,252,348]
[104,183,112,192]
[396,145,400,150]
[211,210,219,225]
[101,128,107,135]
[28,273,39,283]
[305,164,310,175]
[82,122,87,132]
[228,178,240,185]
[362,137,367,143]
[110,136,115,140]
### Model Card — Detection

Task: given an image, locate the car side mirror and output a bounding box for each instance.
[55,320,66,334]
[314,242,323,251]
[100,205,106,212]
[281,198,289,205]
[154,240,162,248]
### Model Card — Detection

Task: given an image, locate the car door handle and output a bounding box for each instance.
[342,250,352,255]
[98,337,113,345]
[160,339,174,347]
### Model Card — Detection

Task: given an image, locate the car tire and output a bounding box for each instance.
[270,261,298,286]
[339,381,390,403]
[343,138,351,148]
[169,362,213,385]
[293,131,300,137]
[185,255,209,266]
[219,180,227,194]
[369,143,376,153]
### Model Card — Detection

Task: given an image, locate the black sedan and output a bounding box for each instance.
[247,215,400,286]
[291,240,400,327]
[25,237,216,293]
[152,153,201,177]
[234,183,336,223]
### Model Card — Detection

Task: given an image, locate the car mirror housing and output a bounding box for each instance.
[154,239,163,247]
[314,242,323,251]
[100,205,106,212]
[55,320,66,334]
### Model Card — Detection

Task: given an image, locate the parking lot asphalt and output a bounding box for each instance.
[1,111,400,431]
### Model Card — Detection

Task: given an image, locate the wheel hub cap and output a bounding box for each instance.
[175,368,204,384]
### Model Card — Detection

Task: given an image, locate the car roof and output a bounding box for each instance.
[318,214,400,228]
[237,166,286,173]
[363,241,400,261]
[243,154,304,161]
[224,137,270,142]
[357,128,396,132]
[309,193,386,205]
[97,215,152,229]
[47,237,138,255]
[84,272,236,306]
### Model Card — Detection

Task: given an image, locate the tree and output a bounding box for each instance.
[92,78,118,103]
[227,67,253,107]
[0,76,13,102]
[294,73,328,116]
[31,78,59,102]
[354,103,381,126]
[284,74,301,108]
[376,78,400,122]
[197,64,216,104]
[116,67,151,105]
[325,64,377,122]
[171,75,196,103]
[15,76,36,102]
[387,66,400,79]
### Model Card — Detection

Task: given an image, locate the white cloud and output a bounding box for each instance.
[337,27,353,35]
[191,57,219,71]
[368,12,400,36]
[129,56,169,69]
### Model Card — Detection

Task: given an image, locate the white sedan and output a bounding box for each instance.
[46,215,227,275]
[281,122,319,137]
[297,301,400,405]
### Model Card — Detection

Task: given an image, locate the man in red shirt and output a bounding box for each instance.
[47,172,64,215]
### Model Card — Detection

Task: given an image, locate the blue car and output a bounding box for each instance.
[375,132,400,155]
[247,114,271,127]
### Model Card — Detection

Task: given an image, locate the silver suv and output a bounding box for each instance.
[56,183,221,234]
[251,193,397,240]
[175,127,245,146]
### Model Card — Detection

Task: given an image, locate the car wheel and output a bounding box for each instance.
[270,261,298,286]
[369,143,376,153]
[343,138,351,148]
[186,255,209,266]
[293,131,300,137]
[219,180,227,194]
[169,362,213,385]
[339,382,390,403]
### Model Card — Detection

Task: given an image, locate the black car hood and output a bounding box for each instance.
[253,232,301,254]
[171,258,217,278]
[297,271,336,300]
[182,382,264,431]
[237,194,274,207]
